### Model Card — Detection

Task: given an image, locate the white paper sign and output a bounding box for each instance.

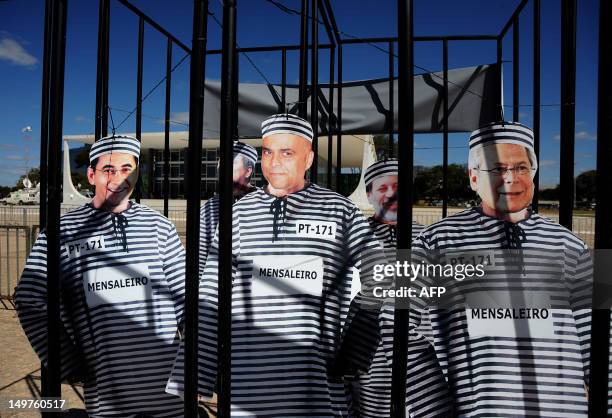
[83,263,152,307]
[465,291,555,338]
[295,220,336,240]
[64,235,106,260]
[251,255,324,297]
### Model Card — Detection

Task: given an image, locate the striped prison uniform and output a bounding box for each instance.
[167,183,392,416]
[14,203,186,417]
[349,219,451,417]
[411,207,592,417]
[198,186,257,277]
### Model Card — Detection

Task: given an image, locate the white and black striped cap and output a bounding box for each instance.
[233,141,258,164]
[261,113,314,142]
[89,134,141,164]
[364,158,398,188]
[469,121,537,171]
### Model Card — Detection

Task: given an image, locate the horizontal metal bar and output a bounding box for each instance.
[117,0,191,53]
[206,43,333,54]
[339,35,497,45]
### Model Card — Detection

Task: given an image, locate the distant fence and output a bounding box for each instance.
[0,205,595,300]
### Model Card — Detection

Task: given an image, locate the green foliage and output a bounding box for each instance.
[413,164,471,203]
[575,170,596,202]
[16,167,40,188]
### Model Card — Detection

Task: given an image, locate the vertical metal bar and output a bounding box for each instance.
[43,0,68,406]
[532,0,541,212]
[335,45,342,192]
[497,38,503,120]
[39,0,52,231]
[393,0,414,416]
[281,48,287,111]
[327,46,334,188]
[442,39,449,218]
[135,17,144,203]
[185,1,208,416]
[5,229,9,297]
[299,0,309,118]
[513,17,519,122]
[218,0,237,416]
[310,0,319,184]
[95,0,110,141]
[164,39,172,217]
[16,228,20,292]
[559,0,576,229]
[589,0,612,415]
[388,41,395,157]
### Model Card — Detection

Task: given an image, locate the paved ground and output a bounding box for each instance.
[0,303,85,417]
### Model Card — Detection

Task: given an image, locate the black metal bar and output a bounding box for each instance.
[513,17,519,122]
[185,0,208,415]
[311,0,319,183]
[117,0,191,53]
[393,0,413,416]
[442,39,449,218]
[327,46,334,188]
[589,0,612,414]
[317,0,335,47]
[218,0,236,416]
[339,35,498,44]
[532,0,541,212]
[95,0,110,141]
[38,0,52,396]
[499,0,530,38]
[43,0,68,408]
[298,0,309,118]
[281,48,287,112]
[559,0,576,229]
[335,45,342,192]
[388,41,394,158]
[39,0,52,231]
[134,17,144,203]
[320,0,340,43]
[207,43,333,55]
[164,39,172,217]
[497,38,503,120]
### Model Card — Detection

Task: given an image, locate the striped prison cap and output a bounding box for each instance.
[233,141,258,165]
[89,134,141,164]
[261,113,314,142]
[470,121,537,161]
[364,158,398,188]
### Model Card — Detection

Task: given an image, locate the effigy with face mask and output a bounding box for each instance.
[14,135,187,417]
[198,141,259,276]
[407,121,593,416]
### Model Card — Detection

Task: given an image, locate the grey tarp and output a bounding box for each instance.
[202,63,501,138]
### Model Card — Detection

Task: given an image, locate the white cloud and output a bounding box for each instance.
[575,130,596,141]
[540,159,557,168]
[170,111,189,125]
[74,116,90,123]
[0,36,38,66]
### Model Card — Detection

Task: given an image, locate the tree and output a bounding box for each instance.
[413,164,471,203]
[16,168,40,189]
[575,170,596,202]
[539,185,560,201]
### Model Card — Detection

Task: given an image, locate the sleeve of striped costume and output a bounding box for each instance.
[162,223,187,331]
[402,234,453,417]
[166,219,238,400]
[13,231,85,382]
[198,199,217,278]
[331,208,388,375]
[569,246,593,385]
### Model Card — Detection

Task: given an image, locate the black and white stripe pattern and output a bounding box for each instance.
[15,203,185,417]
[233,141,258,165]
[411,207,592,417]
[89,134,141,163]
[364,159,398,188]
[261,113,314,142]
[349,220,451,418]
[167,184,388,416]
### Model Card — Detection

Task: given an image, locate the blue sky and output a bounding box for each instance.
[0,0,599,187]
